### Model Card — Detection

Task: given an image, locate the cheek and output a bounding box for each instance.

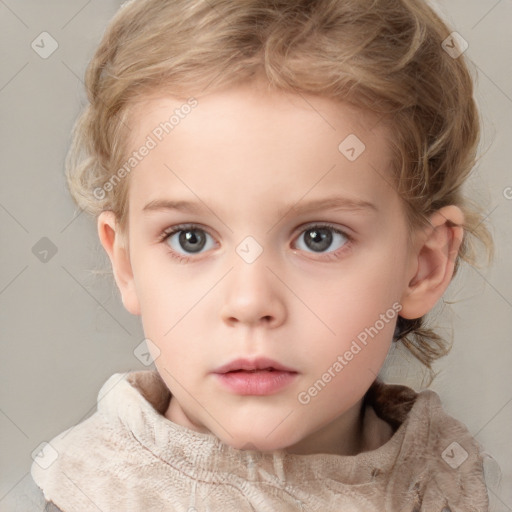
[296,286,397,416]
[311,294,396,374]
[296,253,404,370]
[132,259,216,363]
[133,249,199,316]
[306,257,404,329]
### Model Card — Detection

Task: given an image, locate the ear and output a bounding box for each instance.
[97,211,141,315]
[399,205,464,320]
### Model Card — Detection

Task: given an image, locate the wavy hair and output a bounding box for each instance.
[66,0,493,373]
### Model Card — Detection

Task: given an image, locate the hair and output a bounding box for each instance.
[66,0,493,375]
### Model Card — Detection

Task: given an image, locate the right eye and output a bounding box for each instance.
[160,224,216,259]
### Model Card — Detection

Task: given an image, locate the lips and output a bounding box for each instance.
[212,357,298,374]
[212,357,298,395]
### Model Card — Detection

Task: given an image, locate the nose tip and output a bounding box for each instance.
[220,263,286,328]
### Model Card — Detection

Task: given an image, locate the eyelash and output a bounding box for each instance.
[157,222,353,263]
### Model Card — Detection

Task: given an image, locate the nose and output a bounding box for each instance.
[220,257,287,328]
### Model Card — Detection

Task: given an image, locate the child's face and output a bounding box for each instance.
[113,82,419,453]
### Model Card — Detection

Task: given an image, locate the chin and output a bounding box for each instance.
[220,431,297,453]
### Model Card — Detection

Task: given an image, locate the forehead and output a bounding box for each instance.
[124,83,399,218]
[128,83,385,149]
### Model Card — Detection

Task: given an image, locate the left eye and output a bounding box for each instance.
[294,226,348,253]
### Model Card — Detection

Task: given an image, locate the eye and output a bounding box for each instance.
[162,225,216,256]
[294,224,349,254]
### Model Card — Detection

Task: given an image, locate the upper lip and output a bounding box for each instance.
[212,357,298,374]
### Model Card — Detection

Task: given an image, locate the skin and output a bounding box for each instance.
[98,80,464,456]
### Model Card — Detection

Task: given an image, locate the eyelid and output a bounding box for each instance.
[292,221,352,241]
[158,223,218,243]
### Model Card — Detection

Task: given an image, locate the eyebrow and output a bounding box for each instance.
[278,196,378,218]
[142,196,378,217]
[143,199,206,214]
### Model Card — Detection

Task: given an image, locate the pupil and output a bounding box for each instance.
[179,230,206,253]
[305,228,332,252]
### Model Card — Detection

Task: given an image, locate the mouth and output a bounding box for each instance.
[212,357,298,375]
[212,357,298,396]
[226,368,281,373]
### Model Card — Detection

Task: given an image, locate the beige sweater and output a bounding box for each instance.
[31,370,494,511]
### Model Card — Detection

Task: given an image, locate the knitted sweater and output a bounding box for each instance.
[30,370,495,511]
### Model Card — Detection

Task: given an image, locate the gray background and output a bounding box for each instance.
[0,0,511,509]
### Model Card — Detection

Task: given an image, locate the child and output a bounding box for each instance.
[30,0,500,510]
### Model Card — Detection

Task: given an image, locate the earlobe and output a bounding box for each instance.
[97,211,141,316]
[399,206,464,320]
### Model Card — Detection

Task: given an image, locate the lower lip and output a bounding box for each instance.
[214,370,298,395]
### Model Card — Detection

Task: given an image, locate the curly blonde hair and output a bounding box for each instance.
[66,0,493,372]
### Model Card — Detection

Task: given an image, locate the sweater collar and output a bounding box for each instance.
[32,369,490,511]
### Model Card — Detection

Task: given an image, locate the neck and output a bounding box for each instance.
[285,398,366,456]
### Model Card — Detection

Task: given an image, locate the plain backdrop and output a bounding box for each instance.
[1,0,511,509]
